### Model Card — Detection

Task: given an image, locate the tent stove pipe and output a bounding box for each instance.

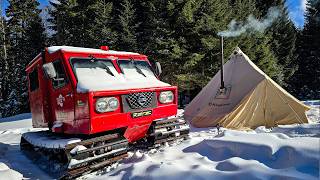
[220,36,225,89]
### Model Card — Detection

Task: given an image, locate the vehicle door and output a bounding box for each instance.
[49,60,75,126]
[28,65,47,127]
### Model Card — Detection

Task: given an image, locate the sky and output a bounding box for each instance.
[286,0,307,28]
[1,0,307,28]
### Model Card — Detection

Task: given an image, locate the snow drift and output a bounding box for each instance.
[0,102,319,180]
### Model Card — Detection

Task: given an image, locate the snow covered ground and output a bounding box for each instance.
[0,102,319,180]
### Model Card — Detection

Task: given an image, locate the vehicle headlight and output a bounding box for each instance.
[159,91,174,104]
[95,97,119,113]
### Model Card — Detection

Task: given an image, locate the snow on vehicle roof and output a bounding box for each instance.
[47,46,141,55]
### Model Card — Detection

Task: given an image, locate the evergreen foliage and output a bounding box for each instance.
[48,0,78,45]
[115,0,138,51]
[88,0,115,47]
[257,0,298,86]
[0,0,46,117]
[0,0,318,117]
[291,0,320,99]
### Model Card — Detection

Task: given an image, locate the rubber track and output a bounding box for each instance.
[21,117,190,179]
[21,133,129,180]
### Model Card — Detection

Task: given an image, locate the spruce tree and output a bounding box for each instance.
[225,0,283,82]
[49,0,116,47]
[134,0,159,54]
[170,0,283,92]
[257,0,298,86]
[0,15,8,117]
[3,0,46,116]
[88,0,115,47]
[0,15,7,98]
[172,0,232,90]
[114,0,138,51]
[0,49,9,117]
[48,0,76,45]
[291,0,320,99]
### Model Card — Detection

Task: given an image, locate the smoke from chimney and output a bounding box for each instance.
[218,7,281,37]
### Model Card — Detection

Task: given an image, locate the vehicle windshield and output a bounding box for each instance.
[71,58,119,82]
[118,60,156,78]
[70,58,163,92]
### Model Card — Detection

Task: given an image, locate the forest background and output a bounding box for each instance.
[0,0,319,117]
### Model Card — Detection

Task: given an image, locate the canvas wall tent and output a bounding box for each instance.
[184,48,310,130]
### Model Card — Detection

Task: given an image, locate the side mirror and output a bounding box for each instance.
[43,62,57,79]
[155,62,162,76]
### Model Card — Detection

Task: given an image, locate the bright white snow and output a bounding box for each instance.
[0,101,319,180]
[75,65,170,93]
[0,163,23,180]
[0,113,32,131]
[0,115,51,180]
[47,45,171,92]
[70,145,87,155]
[22,131,81,149]
[82,126,319,180]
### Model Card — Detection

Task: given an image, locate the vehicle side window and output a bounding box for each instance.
[52,60,68,89]
[29,68,39,92]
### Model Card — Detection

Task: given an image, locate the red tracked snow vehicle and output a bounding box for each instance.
[21,46,189,179]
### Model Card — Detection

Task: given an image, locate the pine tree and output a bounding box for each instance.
[2,0,46,116]
[170,0,283,92]
[256,0,298,86]
[0,15,8,117]
[0,2,10,117]
[114,0,138,51]
[0,16,7,97]
[49,0,116,47]
[132,0,232,92]
[88,0,116,47]
[172,0,232,90]
[291,0,320,99]
[225,0,283,82]
[48,0,76,45]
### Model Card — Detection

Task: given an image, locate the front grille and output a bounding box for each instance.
[122,92,157,112]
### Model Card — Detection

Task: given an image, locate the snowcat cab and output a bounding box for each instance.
[21,46,189,179]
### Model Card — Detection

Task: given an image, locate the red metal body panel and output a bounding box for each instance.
[26,47,178,143]
[27,55,48,128]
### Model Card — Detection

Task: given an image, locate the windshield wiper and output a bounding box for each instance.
[89,55,114,76]
[130,58,146,77]
[100,62,114,76]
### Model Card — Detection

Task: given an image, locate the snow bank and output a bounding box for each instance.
[83,124,319,180]
[256,123,320,137]
[0,129,52,180]
[303,100,320,123]
[0,101,319,180]
[0,163,23,180]
[0,113,31,123]
[0,113,32,131]
[186,131,318,169]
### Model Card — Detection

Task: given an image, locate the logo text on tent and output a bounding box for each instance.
[208,103,230,107]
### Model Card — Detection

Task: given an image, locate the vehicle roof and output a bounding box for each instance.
[26,46,147,72]
[47,46,141,56]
